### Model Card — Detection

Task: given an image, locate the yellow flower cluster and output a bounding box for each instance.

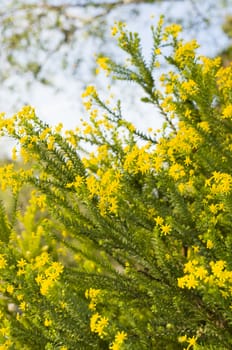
[0,164,21,193]
[15,105,36,121]
[123,143,153,174]
[33,193,47,212]
[158,122,202,160]
[216,63,232,99]
[155,216,172,235]
[160,71,180,97]
[222,104,232,119]
[96,57,110,75]
[110,21,126,38]
[178,259,207,289]
[0,254,7,269]
[109,21,128,50]
[85,288,101,310]
[178,335,198,350]
[205,171,232,195]
[109,331,127,350]
[17,258,27,276]
[200,56,221,75]
[35,261,64,296]
[81,85,97,99]
[169,163,185,180]
[174,40,199,68]
[163,23,182,40]
[66,174,83,190]
[90,313,109,338]
[178,257,232,298]
[0,340,13,350]
[180,80,198,101]
[86,169,122,215]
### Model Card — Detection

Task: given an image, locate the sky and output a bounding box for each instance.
[0,0,231,155]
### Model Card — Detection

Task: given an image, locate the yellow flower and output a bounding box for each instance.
[180,80,198,100]
[60,301,67,309]
[115,331,127,344]
[39,127,51,141]
[186,336,197,349]
[17,294,24,301]
[155,48,161,55]
[90,313,100,332]
[11,146,17,161]
[184,260,198,274]
[0,254,7,269]
[210,172,232,194]
[17,258,27,268]
[73,175,83,189]
[200,56,221,74]
[192,245,199,253]
[90,313,108,338]
[169,163,185,180]
[184,156,192,166]
[54,122,63,133]
[6,284,14,294]
[34,252,49,269]
[88,301,97,310]
[222,104,232,119]
[17,268,26,276]
[0,326,10,337]
[178,335,187,343]
[155,216,164,226]
[109,197,118,214]
[160,224,172,235]
[19,301,27,311]
[83,125,93,135]
[111,26,118,36]
[216,65,232,99]
[158,15,164,27]
[81,85,96,98]
[174,40,199,68]
[185,274,199,289]
[110,331,128,350]
[47,135,55,150]
[164,23,182,39]
[96,57,109,71]
[194,267,208,280]
[0,340,13,350]
[40,279,54,296]
[86,176,99,197]
[206,240,214,249]
[209,203,218,214]
[44,318,52,327]
[85,288,101,299]
[210,260,226,278]
[198,121,210,132]
[109,343,120,350]
[95,316,109,337]
[45,261,64,280]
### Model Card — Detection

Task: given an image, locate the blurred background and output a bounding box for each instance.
[0,0,231,156]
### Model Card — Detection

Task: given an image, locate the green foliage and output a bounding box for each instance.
[0,17,232,350]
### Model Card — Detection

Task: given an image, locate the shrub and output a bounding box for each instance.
[0,17,232,350]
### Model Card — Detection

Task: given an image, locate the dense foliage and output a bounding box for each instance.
[0,17,232,349]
